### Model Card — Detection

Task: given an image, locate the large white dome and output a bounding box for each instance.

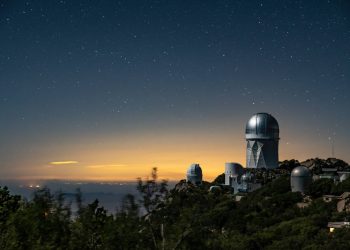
[245,113,279,140]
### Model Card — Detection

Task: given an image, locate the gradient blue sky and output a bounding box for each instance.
[0,0,349,180]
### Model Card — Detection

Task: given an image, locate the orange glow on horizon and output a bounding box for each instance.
[50,161,79,165]
[3,122,347,182]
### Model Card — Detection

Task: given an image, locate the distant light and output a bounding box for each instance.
[330,227,335,233]
[50,161,78,165]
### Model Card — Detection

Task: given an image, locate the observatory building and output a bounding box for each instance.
[291,166,312,193]
[225,163,244,186]
[246,113,279,169]
[223,162,262,194]
[186,163,203,185]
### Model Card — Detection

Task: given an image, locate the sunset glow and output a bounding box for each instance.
[50,161,79,165]
[0,1,348,182]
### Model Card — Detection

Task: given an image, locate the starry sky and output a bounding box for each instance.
[0,0,349,181]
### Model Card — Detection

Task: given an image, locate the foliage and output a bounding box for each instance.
[307,179,335,198]
[1,164,350,249]
[279,159,300,171]
[212,173,225,185]
[137,167,168,214]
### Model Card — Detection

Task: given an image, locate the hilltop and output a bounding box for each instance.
[0,159,350,249]
[301,158,350,173]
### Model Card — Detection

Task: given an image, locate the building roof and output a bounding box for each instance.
[328,222,350,228]
[322,168,338,172]
[245,113,279,140]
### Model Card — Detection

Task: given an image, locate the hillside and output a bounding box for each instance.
[1,160,350,249]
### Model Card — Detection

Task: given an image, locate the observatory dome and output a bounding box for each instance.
[291,166,312,193]
[225,163,244,177]
[291,166,311,177]
[245,113,279,140]
[186,163,203,185]
[225,162,244,186]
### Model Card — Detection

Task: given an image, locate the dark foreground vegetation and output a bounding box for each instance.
[1,160,350,249]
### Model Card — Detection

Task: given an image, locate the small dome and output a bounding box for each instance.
[186,163,203,185]
[225,162,244,177]
[245,113,279,140]
[291,166,311,177]
[209,186,222,193]
[291,166,312,193]
[187,163,202,176]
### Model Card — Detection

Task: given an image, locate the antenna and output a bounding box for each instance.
[332,135,335,158]
[329,134,335,158]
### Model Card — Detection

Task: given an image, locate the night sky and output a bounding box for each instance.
[0,0,349,181]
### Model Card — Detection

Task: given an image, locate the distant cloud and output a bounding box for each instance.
[50,161,79,165]
[86,164,127,169]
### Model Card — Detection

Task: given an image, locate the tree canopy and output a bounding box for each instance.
[1,164,350,249]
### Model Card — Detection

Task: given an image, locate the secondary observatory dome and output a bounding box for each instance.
[225,162,244,186]
[291,166,312,193]
[291,166,311,177]
[245,113,279,140]
[225,163,244,177]
[186,164,203,185]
